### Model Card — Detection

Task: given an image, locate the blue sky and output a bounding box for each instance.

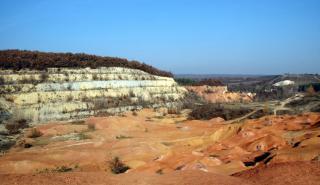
[0,0,319,74]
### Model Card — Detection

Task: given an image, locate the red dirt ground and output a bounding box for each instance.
[0,109,319,184]
[1,162,319,185]
[234,161,320,185]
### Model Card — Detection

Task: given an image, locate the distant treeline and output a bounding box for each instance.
[175,78,224,86]
[0,50,173,77]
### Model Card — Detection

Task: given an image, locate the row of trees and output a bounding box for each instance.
[175,78,224,86]
[0,50,173,77]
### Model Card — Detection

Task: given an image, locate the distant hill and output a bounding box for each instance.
[0,50,173,77]
[175,74,266,79]
[175,74,320,87]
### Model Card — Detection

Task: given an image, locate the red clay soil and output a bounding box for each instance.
[0,110,319,185]
[234,161,320,185]
[0,162,318,185]
[0,170,254,185]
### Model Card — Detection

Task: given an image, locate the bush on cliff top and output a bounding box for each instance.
[175,78,224,86]
[0,50,173,77]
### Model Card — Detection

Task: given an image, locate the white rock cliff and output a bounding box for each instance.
[0,67,186,124]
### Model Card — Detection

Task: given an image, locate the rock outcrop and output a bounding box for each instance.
[0,67,186,124]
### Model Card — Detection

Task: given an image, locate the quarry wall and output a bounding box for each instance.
[0,67,186,124]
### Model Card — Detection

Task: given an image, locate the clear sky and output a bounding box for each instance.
[0,0,319,74]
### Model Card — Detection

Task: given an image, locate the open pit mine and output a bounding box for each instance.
[0,50,319,185]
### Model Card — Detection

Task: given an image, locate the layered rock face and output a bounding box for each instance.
[0,67,186,124]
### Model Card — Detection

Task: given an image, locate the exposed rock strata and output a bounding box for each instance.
[0,67,186,124]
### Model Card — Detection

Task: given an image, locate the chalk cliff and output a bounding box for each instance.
[0,67,186,124]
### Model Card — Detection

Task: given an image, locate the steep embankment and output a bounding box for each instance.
[0,67,186,124]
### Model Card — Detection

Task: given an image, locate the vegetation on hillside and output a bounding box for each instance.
[188,104,252,120]
[175,78,224,86]
[175,78,197,86]
[0,50,173,77]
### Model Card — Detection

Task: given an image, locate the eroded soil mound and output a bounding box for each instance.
[0,109,319,184]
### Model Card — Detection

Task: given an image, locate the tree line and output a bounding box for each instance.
[0,50,173,77]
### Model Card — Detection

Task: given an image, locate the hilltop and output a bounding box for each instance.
[0,50,173,77]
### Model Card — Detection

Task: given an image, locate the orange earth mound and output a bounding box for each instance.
[0,109,319,184]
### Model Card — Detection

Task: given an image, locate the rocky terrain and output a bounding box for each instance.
[0,109,319,184]
[0,50,319,185]
[0,67,185,125]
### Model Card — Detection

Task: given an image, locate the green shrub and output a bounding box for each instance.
[39,72,48,82]
[37,165,74,173]
[87,123,96,131]
[66,95,73,102]
[129,90,135,97]
[92,74,99,80]
[188,104,251,120]
[132,111,138,116]
[115,135,132,139]
[77,133,92,140]
[193,79,224,86]
[109,157,130,174]
[5,119,29,134]
[174,78,196,86]
[175,78,224,86]
[70,120,86,125]
[0,76,5,85]
[55,166,73,172]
